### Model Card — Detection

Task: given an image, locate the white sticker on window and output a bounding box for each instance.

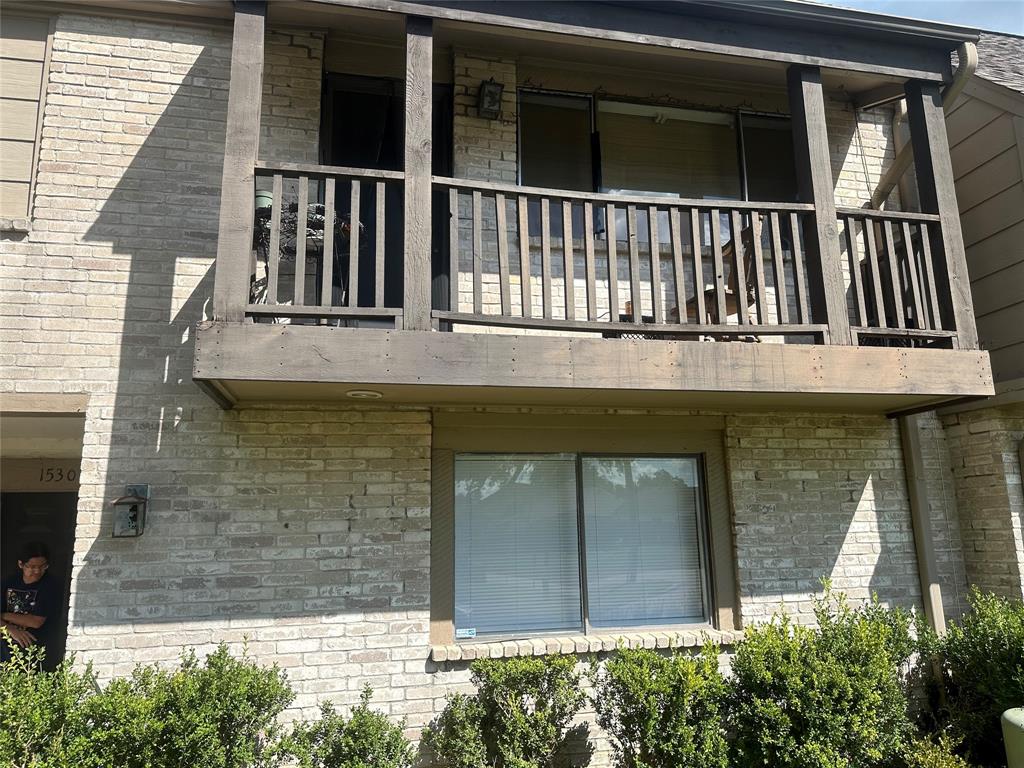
[455,628,477,639]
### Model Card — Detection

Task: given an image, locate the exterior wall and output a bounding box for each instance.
[941,404,1024,601]
[947,83,1024,393]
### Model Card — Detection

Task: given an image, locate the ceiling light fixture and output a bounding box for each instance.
[345,389,384,400]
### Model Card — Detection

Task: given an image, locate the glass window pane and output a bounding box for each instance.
[455,454,582,636]
[519,92,593,192]
[582,457,706,628]
[597,102,741,199]
[741,115,797,203]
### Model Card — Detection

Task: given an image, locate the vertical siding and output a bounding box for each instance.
[947,89,1024,388]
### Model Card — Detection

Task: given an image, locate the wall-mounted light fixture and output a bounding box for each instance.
[111,484,148,538]
[477,78,504,120]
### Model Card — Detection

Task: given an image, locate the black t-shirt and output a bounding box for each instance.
[2,573,58,655]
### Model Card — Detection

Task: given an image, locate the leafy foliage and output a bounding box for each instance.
[423,655,588,768]
[0,641,94,768]
[288,686,415,768]
[729,588,917,768]
[590,644,729,768]
[897,737,975,768]
[932,589,1024,767]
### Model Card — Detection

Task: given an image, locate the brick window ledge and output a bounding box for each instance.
[430,627,743,662]
[0,217,30,233]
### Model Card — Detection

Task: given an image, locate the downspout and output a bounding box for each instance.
[870,42,978,209]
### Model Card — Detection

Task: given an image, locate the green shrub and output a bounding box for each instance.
[897,736,974,768]
[934,589,1024,767]
[729,589,917,768]
[0,642,95,768]
[423,654,588,768]
[590,644,728,768]
[288,686,414,768]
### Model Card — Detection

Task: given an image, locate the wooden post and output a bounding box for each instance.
[787,65,852,344]
[404,16,433,331]
[212,1,266,322]
[904,80,979,349]
[898,414,947,635]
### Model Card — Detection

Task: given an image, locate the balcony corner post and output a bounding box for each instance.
[403,16,434,331]
[212,0,266,323]
[904,80,979,349]
[787,65,853,345]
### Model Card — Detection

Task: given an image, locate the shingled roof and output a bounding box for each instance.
[974,32,1024,94]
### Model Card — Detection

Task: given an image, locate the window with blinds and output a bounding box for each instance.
[454,453,709,638]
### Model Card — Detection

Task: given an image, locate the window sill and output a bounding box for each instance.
[430,627,742,662]
[0,217,30,234]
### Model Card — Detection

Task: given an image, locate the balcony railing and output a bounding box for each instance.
[244,165,961,348]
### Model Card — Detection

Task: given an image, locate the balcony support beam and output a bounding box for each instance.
[403,16,433,330]
[905,80,979,349]
[787,65,852,345]
[212,1,265,323]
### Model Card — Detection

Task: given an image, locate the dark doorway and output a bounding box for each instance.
[321,73,453,310]
[1,492,77,670]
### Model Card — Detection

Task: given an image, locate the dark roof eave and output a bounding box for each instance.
[606,0,981,48]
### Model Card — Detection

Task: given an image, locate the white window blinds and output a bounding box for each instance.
[454,454,582,636]
[582,457,706,627]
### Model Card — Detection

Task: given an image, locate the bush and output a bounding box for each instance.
[288,686,414,768]
[897,736,974,768]
[729,589,917,768]
[0,641,294,768]
[934,589,1024,767]
[423,655,588,768]
[590,644,728,768]
[0,642,95,768]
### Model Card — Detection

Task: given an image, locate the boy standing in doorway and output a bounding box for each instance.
[1,542,58,666]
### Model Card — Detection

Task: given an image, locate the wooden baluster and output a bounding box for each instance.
[448,187,458,312]
[584,202,597,322]
[321,177,335,307]
[347,179,359,308]
[919,222,941,330]
[649,207,664,324]
[496,193,511,316]
[562,200,575,321]
[789,212,810,324]
[750,212,769,325]
[374,181,386,308]
[627,205,643,324]
[769,211,789,323]
[864,219,887,327]
[670,208,687,324]
[730,209,748,325]
[902,220,925,329]
[266,173,282,304]
[294,175,309,306]
[710,208,727,324]
[518,195,531,318]
[541,198,553,320]
[844,216,867,327]
[607,203,619,322]
[472,189,482,315]
[881,219,905,329]
[690,208,706,324]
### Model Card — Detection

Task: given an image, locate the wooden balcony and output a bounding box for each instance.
[193,1,993,412]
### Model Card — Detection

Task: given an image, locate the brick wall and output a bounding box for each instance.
[942,405,1024,600]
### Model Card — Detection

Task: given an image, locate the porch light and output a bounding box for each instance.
[110,485,148,538]
[477,78,504,120]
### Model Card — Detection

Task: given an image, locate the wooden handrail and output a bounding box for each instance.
[256,161,405,181]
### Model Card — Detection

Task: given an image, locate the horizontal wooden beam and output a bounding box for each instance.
[255,161,404,181]
[314,0,953,81]
[194,323,994,407]
[246,305,402,319]
[435,176,815,212]
[835,206,941,223]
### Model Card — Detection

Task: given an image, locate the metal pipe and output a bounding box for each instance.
[871,42,977,209]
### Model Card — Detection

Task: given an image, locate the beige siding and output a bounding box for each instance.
[948,88,1024,390]
[0,14,49,221]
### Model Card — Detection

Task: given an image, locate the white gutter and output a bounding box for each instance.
[870,42,978,209]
